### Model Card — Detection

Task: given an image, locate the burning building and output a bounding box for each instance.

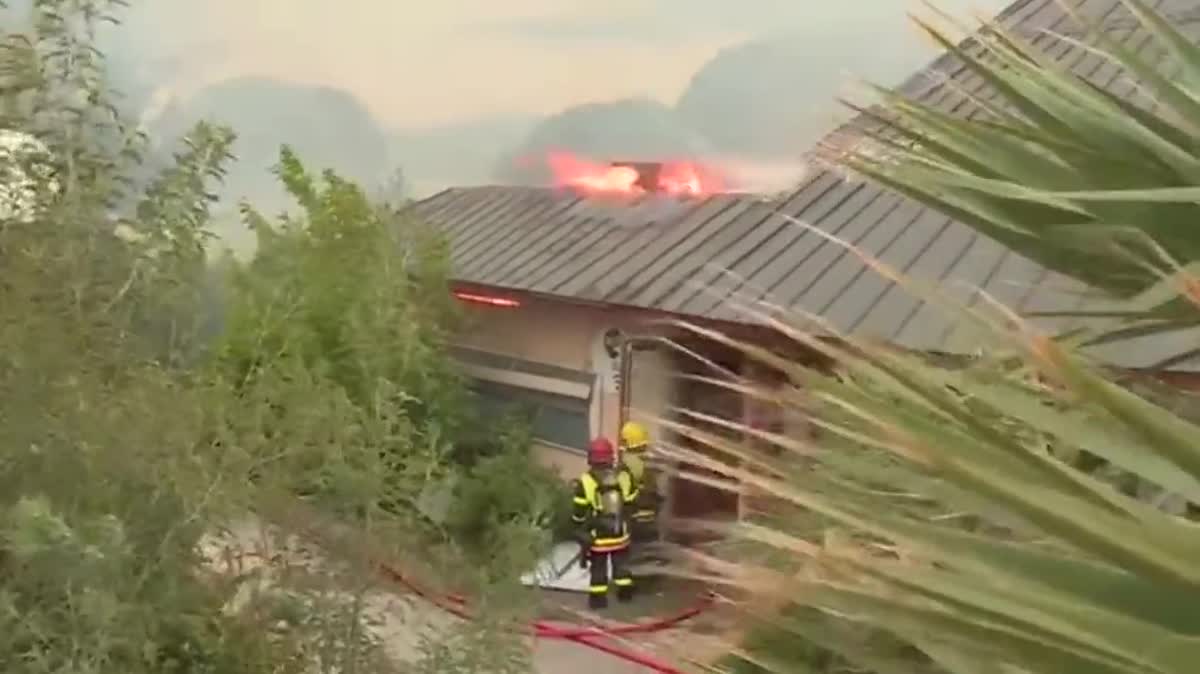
[408,0,1200,529]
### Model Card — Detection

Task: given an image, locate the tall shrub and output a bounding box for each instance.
[0,1,545,671]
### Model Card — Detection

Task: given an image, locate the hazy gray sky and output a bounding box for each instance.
[117,1,1010,130]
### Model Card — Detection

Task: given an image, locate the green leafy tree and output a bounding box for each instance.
[0,1,557,671]
[0,1,333,670]
[217,147,467,506]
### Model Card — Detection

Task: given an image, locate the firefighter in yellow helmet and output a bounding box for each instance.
[619,421,661,543]
[571,437,638,609]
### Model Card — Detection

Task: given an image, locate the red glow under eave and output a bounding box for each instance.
[453,291,521,308]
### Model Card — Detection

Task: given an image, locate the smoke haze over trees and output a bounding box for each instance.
[494,98,714,185]
[41,0,1009,253]
[151,78,391,213]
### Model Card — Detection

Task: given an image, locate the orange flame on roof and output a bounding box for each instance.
[545,151,723,197]
[547,153,640,193]
[659,162,708,196]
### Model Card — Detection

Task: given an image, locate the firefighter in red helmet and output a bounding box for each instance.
[571,436,638,609]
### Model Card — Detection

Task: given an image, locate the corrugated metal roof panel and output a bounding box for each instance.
[460,196,579,277]
[799,200,927,332]
[681,176,862,317]
[763,193,906,315]
[895,233,1011,350]
[938,248,1045,353]
[505,216,609,289]
[554,197,714,300]
[838,208,959,339]
[407,0,1200,371]
[653,177,837,314]
[604,195,743,304]
[626,196,764,309]
[452,190,554,268]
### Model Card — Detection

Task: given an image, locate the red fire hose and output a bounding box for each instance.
[375,560,713,673]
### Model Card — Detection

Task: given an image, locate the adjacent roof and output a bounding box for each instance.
[411,0,1200,371]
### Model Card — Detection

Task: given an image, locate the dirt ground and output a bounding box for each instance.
[199,517,727,672]
[533,574,732,672]
[534,637,667,673]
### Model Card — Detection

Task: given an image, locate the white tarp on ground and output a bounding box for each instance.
[520,541,671,593]
[520,540,593,593]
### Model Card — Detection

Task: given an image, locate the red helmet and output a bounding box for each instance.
[588,436,616,466]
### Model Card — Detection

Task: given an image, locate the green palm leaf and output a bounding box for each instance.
[844,2,1200,325]
[686,5,1200,672]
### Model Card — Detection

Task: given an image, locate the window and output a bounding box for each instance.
[469,379,591,452]
[452,345,595,453]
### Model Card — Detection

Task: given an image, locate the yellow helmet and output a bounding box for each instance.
[620,421,649,449]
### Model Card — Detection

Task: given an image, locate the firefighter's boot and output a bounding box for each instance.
[616,582,635,603]
[589,590,609,610]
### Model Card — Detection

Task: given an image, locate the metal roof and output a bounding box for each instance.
[410,0,1200,371]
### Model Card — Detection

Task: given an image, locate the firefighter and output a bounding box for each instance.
[571,436,638,609]
[619,421,661,543]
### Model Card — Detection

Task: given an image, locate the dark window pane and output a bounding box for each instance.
[469,379,590,452]
[532,404,590,452]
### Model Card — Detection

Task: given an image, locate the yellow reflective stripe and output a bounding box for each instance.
[579,472,598,507]
[593,541,629,549]
[589,585,608,594]
[572,496,589,505]
[590,539,628,551]
[613,578,633,587]
[591,534,631,552]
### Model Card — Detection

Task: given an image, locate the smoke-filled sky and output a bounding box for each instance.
[117,0,1010,130]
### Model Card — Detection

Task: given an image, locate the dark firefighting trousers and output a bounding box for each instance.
[587,543,634,609]
[631,508,658,543]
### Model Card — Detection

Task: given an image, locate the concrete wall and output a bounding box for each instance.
[453,296,675,481]
[456,297,598,372]
[626,346,674,430]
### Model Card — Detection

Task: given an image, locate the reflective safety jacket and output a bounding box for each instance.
[622,450,661,525]
[571,466,638,553]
